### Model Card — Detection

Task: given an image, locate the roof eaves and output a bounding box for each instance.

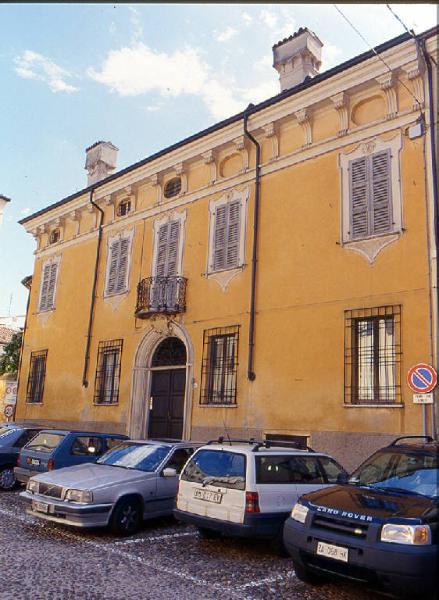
[20,27,432,227]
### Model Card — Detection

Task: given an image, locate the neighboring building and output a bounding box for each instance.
[0,326,16,356]
[15,27,438,468]
[0,194,11,227]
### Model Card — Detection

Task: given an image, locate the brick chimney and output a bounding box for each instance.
[85,141,118,186]
[273,27,323,91]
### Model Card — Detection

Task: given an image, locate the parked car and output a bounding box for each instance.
[283,436,439,599]
[14,429,128,484]
[0,425,41,490]
[174,437,347,551]
[20,439,200,535]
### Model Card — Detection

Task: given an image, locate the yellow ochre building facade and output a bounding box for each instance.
[16,28,439,467]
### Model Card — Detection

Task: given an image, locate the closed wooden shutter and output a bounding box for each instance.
[39,262,58,310]
[213,205,227,271]
[350,157,368,239]
[106,237,131,295]
[155,221,180,277]
[39,264,51,310]
[370,150,392,235]
[106,239,121,294]
[226,200,241,269]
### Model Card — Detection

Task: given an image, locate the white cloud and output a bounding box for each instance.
[14,50,79,93]
[259,9,278,29]
[241,11,253,26]
[321,43,343,71]
[215,26,238,43]
[129,6,143,42]
[20,207,31,216]
[254,53,273,72]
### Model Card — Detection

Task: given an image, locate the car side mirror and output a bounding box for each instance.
[162,467,177,478]
[336,472,349,484]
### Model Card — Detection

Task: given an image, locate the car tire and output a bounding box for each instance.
[110,497,142,536]
[292,559,323,585]
[197,526,221,540]
[0,467,17,491]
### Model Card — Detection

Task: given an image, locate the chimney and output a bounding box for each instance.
[273,27,323,91]
[85,141,118,186]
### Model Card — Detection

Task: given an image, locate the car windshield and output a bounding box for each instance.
[25,432,64,453]
[97,442,170,472]
[349,449,439,498]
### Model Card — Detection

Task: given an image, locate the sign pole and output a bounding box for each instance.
[407,364,438,437]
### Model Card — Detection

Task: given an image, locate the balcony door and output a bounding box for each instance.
[148,337,186,440]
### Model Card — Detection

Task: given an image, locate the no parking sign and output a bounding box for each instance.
[407,363,437,393]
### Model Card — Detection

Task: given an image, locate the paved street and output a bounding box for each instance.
[0,489,388,600]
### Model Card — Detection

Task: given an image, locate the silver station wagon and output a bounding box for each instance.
[20,440,199,535]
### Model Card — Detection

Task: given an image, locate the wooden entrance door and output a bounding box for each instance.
[148,368,185,439]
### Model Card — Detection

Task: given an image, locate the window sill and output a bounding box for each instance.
[205,265,245,291]
[37,308,55,314]
[25,402,43,405]
[103,290,128,298]
[93,402,119,407]
[344,403,404,408]
[199,403,237,408]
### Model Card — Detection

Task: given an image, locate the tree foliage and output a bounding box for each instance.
[0,331,22,375]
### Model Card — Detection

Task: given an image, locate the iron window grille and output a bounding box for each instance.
[117,200,131,217]
[344,306,401,405]
[164,177,182,199]
[200,326,239,406]
[26,350,48,404]
[94,339,123,405]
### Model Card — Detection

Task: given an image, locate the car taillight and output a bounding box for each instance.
[245,491,260,513]
[26,456,31,465]
[47,459,54,471]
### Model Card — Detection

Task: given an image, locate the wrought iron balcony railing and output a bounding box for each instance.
[135,276,187,318]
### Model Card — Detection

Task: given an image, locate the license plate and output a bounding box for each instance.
[316,541,349,562]
[31,459,40,466]
[32,500,49,514]
[194,488,222,503]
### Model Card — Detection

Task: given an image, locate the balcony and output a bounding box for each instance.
[135,276,187,318]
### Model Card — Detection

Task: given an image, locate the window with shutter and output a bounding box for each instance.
[105,235,132,295]
[154,221,180,277]
[349,150,392,239]
[213,201,241,272]
[39,259,59,311]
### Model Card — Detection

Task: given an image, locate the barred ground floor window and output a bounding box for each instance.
[26,350,48,404]
[94,339,123,405]
[344,305,401,405]
[200,325,239,406]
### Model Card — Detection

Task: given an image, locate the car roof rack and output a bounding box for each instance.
[388,435,434,446]
[206,436,314,453]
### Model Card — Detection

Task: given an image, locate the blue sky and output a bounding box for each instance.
[0,3,437,316]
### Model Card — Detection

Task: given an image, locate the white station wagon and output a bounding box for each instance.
[174,438,347,551]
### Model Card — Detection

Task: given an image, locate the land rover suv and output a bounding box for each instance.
[283,436,439,599]
[174,437,347,551]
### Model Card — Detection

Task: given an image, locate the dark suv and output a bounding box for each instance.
[0,425,41,489]
[283,436,438,599]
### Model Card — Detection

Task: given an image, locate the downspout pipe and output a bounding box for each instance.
[420,39,439,438]
[82,189,103,387]
[15,276,32,421]
[243,104,261,381]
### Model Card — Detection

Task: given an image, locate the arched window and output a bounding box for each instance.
[164,177,182,199]
[117,199,131,217]
[49,229,60,244]
[151,337,186,367]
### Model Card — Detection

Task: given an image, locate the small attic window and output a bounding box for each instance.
[49,229,60,244]
[117,199,131,217]
[164,177,182,199]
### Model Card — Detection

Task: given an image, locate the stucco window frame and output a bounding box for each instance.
[339,133,403,264]
[206,187,249,289]
[37,254,62,313]
[151,210,186,277]
[103,228,134,298]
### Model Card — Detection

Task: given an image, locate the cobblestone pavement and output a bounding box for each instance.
[0,489,387,600]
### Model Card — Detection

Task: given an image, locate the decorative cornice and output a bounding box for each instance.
[202,150,217,184]
[233,136,249,172]
[295,108,312,146]
[330,92,349,136]
[376,72,398,119]
[262,122,279,160]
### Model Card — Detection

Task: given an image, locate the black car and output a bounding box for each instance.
[283,436,438,599]
[0,425,41,490]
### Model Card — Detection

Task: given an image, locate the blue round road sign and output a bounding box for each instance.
[407,363,437,393]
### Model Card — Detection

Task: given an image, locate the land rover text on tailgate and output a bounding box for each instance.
[283,436,439,599]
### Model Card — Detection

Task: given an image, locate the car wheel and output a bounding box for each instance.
[197,526,221,540]
[292,559,324,585]
[0,468,17,491]
[111,498,142,536]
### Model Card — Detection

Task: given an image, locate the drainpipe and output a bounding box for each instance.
[15,276,32,421]
[419,39,439,438]
[243,104,261,381]
[82,189,103,387]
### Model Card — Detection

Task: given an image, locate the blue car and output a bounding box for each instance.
[14,429,128,484]
[0,425,42,489]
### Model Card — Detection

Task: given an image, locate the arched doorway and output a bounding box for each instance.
[148,337,187,440]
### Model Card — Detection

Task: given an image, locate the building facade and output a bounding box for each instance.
[16,28,438,468]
